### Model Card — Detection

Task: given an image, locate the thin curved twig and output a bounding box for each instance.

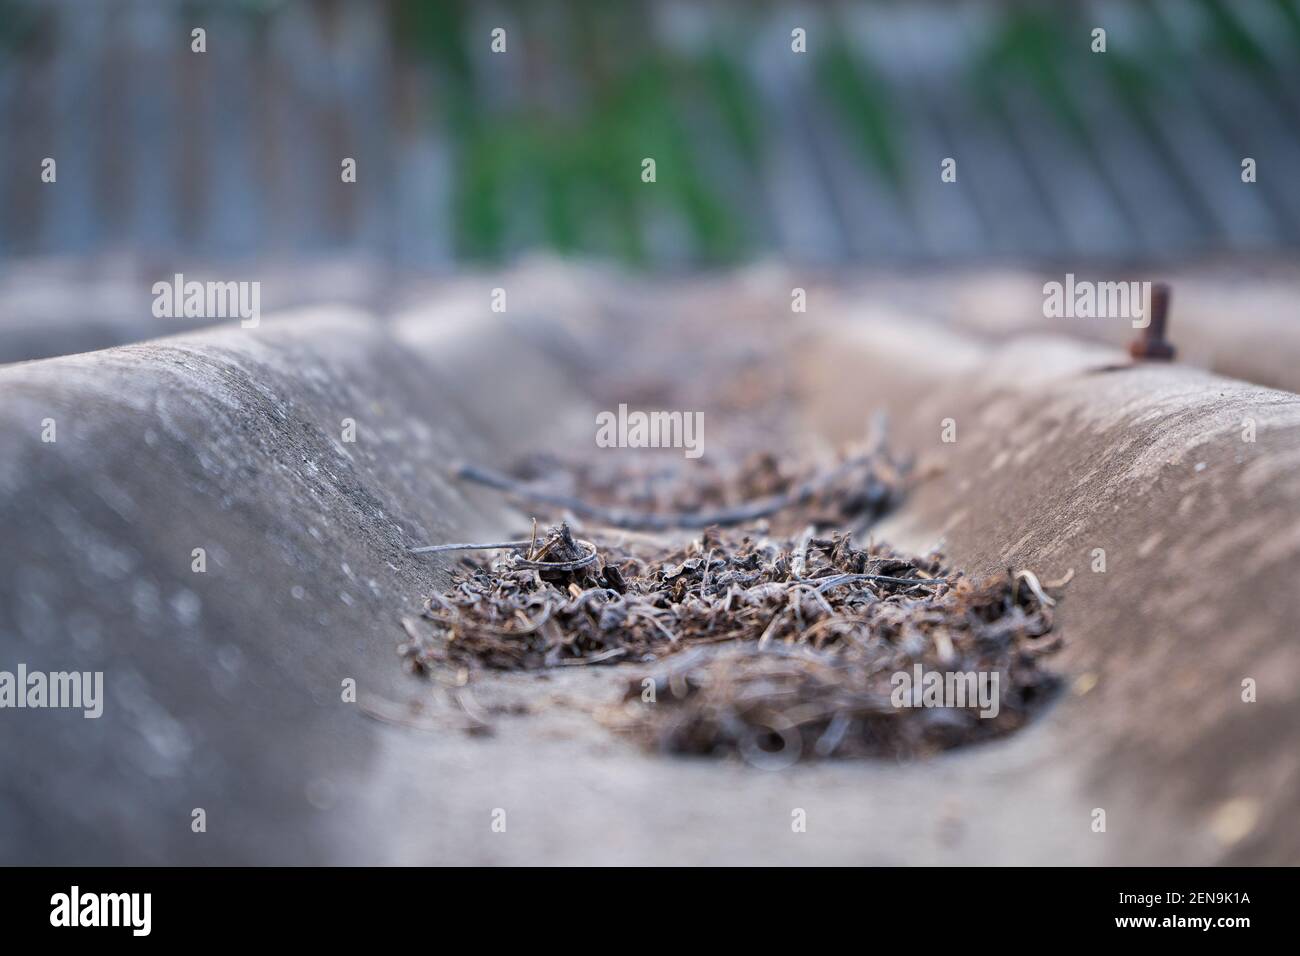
[449,454,878,531]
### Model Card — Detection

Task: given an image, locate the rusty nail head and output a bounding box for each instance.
[1129,282,1175,361]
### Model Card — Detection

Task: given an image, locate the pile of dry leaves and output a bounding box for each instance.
[404,444,1065,763]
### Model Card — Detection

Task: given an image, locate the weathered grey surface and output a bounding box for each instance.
[802,320,1300,864]
[835,262,1300,394]
[1,272,1297,864]
[0,257,396,364]
[0,306,550,863]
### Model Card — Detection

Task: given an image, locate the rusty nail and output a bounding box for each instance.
[1129,282,1175,361]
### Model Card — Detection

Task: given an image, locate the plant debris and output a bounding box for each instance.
[405,439,1066,764]
[603,570,1062,764]
[451,433,904,535]
[399,300,1061,765]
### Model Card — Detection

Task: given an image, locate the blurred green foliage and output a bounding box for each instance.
[396,1,753,263]
[388,0,1300,264]
[0,0,40,56]
[816,38,903,187]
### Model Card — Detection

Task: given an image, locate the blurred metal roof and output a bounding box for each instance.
[2,0,1299,266]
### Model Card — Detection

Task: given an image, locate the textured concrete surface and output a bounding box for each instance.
[833,262,1300,394]
[1,269,1296,864]
[802,319,1300,864]
[0,307,537,863]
